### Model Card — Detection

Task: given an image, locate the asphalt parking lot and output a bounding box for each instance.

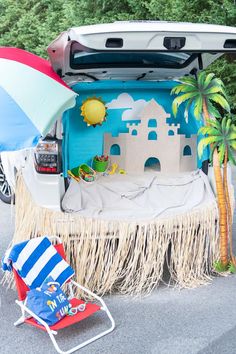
[0,167,236,354]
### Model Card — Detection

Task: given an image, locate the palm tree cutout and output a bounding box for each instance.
[171,72,230,123]
[198,116,236,271]
[171,71,234,272]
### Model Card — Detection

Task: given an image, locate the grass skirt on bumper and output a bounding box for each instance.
[3,174,220,296]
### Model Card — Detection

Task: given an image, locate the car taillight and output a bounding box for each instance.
[34,139,61,174]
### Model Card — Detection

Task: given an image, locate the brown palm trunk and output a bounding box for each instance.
[203,98,228,266]
[213,149,228,266]
[223,148,235,265]
[202,99,209,126]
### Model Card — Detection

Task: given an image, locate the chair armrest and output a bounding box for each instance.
[70,280,115,329]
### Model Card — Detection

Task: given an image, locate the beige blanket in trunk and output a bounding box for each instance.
[3,174,220,296]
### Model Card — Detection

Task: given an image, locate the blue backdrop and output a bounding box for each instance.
[62,80,207,175]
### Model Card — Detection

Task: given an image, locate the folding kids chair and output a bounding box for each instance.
[7,236,115,354]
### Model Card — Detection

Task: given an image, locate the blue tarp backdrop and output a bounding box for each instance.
[63,80,207,175]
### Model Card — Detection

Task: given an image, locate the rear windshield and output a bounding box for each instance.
[70,50,193,69]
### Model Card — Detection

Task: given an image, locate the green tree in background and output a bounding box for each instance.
[0,0,235,106]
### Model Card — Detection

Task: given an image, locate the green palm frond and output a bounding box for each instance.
[210,94,230,112]
[171,71,230,121]
[172,92,198,117]
[211,77,226,89]
[197,71,207,89]
[225,117,233,135]
[228,132,236,141]
[198,126,220,136]
[171,84,197,95]
[193,96,203,120]
[178,76,197,86]
[205,86,225,95]
[208,80,228,99]
[205,119,221,130]
[184,98,194,123]
[203,73,215,88]
[230,141,236,149]
[207,101,221,119]
[198,115,236,165]
[221,116,228,133]
[198,135,222,158]
[228,148,236,165]
[218,143,226,164]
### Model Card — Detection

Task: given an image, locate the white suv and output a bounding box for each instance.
[3,21,236,210]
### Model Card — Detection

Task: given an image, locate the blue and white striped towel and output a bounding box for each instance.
[2,237,74,288]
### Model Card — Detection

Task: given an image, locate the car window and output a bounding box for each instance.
[71,50,193,69]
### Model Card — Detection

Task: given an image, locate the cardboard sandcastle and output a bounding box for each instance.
[104,99,197,174]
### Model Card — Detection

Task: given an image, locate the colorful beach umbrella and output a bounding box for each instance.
[0,47,77,152]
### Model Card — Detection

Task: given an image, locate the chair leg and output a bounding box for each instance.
[14,300,26,326]
[15,299,115,354]
[14,316,25,326]
[45,307,115,354]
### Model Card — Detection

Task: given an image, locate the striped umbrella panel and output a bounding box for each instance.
[0,50,77,152]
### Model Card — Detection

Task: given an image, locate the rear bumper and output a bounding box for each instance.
[22,152,65,211]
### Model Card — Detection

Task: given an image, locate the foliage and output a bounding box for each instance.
[228,261,236,273]
[206,56,236,113]
[171,72,229,121]
[198,116,236,164]
[0,0,235,101]
[214,260,236,273]
[214,260,229,272]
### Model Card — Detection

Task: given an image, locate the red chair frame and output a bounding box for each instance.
[13,236,115,354]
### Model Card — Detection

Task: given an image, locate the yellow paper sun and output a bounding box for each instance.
[81,97,107,127]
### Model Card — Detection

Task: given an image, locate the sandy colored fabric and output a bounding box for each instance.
[62,170,216,220]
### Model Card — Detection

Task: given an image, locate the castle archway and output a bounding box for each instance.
[183,145,192,156]
[148,131,157,140]
[144,157,161,172]
[110,144,121,155]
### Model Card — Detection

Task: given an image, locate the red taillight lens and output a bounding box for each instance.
[36,166,58,173]
[34,139,61,174]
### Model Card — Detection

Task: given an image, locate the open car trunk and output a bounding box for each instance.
[60,79,214,218]
[47,21,235,215]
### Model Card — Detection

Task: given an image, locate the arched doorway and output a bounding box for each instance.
[183,145,192,156]
[148,131,157,140]
[131,129,137,136]
[110,144,121,155]
[144,157,161,172]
